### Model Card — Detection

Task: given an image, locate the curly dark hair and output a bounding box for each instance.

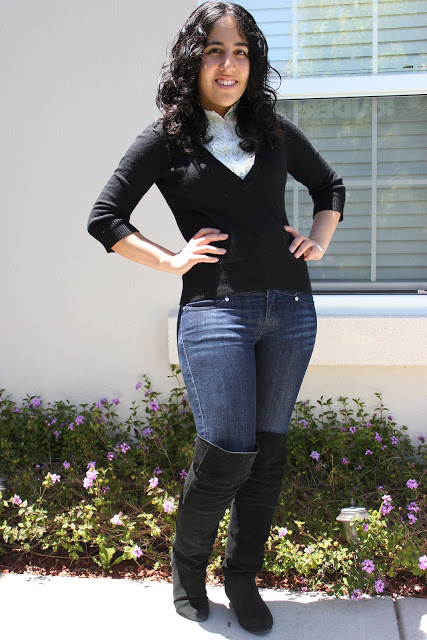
[156,1,284,154]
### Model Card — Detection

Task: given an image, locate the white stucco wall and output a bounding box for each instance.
[0,0,196,407]
[1,1,426,439]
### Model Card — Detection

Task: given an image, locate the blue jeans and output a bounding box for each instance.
[177,290,317,453]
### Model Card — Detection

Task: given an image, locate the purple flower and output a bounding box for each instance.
[351,589,362,601]
[407,502,419,513]
[310,451,320,461]
[381,495,393,515]
[135,381,142,390]
[349,426,357,434]
[112,398,120,405]
[83,477,93,489]
[49,473,61,484]
[375,580,385,594]
[362,523,369,532]
[68,423,74,431]
[339,427,347,432]
[406,478,418,489]
[418,436,425,443]
[301,586,308,592]
[388,416,393,420]
[278,527,288,538]
[148,400,160,412]
[418,556,427,570]
[13,408,22,413]
[357,464,363,470]
[341,457,349,465]
[381,504,393,515]
[142,428,153,437]
[179,469,188,481]
[149,477,158,489]
[163,498,175,514]
[365,422,372,427]
[110,512,123,525]
[381,445,387,450]
[11,494,22,505]
[298,420,308,429]
[51,418,57,425]
[120,442,131,454]
[107,452,115,461]
[362,559,375,574]
[374,432,382,442]
[407,513,417,524]
[365,449,373,456]
[29,397,41,407]
[132,545,143,559]
[75,415,84,425]
[63,461,71,470]
[377,485,384,491]
[86,469,98,481]
[145,390,152,397]
[153,467,162,476]
[87,461,96,469]
[102,486,110,494]
[53,430,62,439]
[390,436,399,445]
[35,464,41,470]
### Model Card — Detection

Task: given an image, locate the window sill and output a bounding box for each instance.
[168,295,427,366]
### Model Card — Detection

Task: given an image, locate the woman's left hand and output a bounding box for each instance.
[284,225,324,261]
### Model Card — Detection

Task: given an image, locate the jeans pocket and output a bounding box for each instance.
[295,291,315,306]
[183,297,227,311]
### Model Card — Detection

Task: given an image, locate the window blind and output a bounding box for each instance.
[278,96,427,284]
[236,0,427,77]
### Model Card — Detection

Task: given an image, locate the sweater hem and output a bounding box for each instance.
[180,258,312,306]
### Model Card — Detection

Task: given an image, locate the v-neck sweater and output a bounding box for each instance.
[88,115,345,306]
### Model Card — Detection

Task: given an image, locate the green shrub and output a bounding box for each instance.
[0,368,425,596]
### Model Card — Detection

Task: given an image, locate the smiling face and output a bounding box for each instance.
[197,15,250,118]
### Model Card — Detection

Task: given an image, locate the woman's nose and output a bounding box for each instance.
[219,53,235,70]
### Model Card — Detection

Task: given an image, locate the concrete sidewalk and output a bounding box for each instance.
[1,572,426,640]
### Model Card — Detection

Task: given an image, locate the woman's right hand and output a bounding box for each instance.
[167,228,228,275]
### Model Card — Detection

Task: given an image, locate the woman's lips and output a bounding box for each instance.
[216,78,238,86]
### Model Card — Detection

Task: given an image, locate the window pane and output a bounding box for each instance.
[379,0,427,73]
[297,0,373,77]
[278,96,427,286]
[231,0,427,78]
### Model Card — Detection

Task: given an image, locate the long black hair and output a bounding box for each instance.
[156,1,284,154]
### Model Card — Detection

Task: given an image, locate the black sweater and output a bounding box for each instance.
[88,116,345,305]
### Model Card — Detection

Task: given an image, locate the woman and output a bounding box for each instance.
[88,1,345,634]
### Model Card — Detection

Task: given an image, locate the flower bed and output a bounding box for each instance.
[0,366,425,598]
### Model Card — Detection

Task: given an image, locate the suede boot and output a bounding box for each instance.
[172,436,257,622]
[223,432,288,634]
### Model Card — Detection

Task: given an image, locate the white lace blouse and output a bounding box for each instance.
[203,103,255,179]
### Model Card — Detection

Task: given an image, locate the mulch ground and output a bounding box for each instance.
[1,551,426,599]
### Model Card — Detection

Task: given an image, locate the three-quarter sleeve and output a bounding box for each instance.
[282,116,345,220]
[88,123,169,252]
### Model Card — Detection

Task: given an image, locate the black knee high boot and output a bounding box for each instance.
[223,432,288,634]
[172,436,257,622]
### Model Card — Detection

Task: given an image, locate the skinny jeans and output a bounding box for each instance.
[177,290,317,453]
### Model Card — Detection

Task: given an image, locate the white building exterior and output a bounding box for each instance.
[1,1,426,437]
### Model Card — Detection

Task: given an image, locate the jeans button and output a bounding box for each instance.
[295,296,299,301]
[225,297,230,302]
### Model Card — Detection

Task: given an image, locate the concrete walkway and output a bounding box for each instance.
[1,572,426,640]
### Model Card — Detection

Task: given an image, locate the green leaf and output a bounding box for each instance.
[98,546,116,570]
